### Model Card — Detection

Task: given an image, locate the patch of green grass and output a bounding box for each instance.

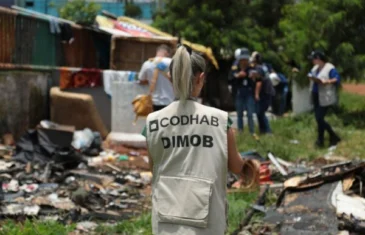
[95,191,258,235]
[236,91,365,162]
[0,219,75,235]
[95,213,152,235]
[226,191,258,234]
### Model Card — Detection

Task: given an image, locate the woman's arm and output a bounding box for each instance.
[227,129,259,186]
[227,128,244,174]
[326,68,341,85]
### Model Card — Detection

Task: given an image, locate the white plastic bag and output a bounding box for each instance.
[72,128,94,150]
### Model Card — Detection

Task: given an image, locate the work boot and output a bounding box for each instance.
[330,135,341,146]
[315,140,324,148]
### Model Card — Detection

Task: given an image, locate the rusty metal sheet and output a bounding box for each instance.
[0,8,16,64]
[63,28,98,68]
[0,7,102,69]
[265,182,339,235]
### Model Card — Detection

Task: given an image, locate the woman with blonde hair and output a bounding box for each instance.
[142,45,258,235]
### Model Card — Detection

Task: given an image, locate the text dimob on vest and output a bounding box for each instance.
[149,114,220,149]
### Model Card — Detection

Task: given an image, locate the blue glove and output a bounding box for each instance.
[156,62,168,71]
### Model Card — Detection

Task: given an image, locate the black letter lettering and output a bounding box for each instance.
[181,115,189,125]
[172,136,176,147]
[211,116,219,127]
[200,115,209,125]
[162,137,170,149]
[203,135,213,148]
[191,135,201,147]
[177,135,189,147]
[170,116,180,126]
[190,115,199,125]
[160,118,169,127]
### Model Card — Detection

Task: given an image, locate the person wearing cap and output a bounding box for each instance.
[308,50,341,147]
[270,72,289,116]
[250,51,275,134]
[229,48,256,134]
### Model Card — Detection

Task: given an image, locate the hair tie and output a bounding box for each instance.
[177,43,193,55]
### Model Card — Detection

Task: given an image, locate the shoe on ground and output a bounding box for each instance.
[330,136,341,146]
[315,140,325,148]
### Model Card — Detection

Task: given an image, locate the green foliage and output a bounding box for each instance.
[226,191,258,234]
[153,1,293,69]
[279,0,365,84]
[59,0,101,26]
[95,213,152,234]
[0,219,75,235]
[153,0,248,56]
[124,0,142,18]
[154,0,365,82]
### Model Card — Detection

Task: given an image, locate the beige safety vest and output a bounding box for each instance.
[310,63,338,107]
[146,100,228,235]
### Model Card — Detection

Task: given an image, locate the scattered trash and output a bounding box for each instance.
[106,132,147,149]
[1,204,40,216]
[3,133,14,146]
[289,139,299,144]
[3,179,20,192]
[119,155,129,161]
[19,184,38,193]
[0,121,152,224]
[72,128,94,150]
[234,156,365,235]
[76,221,98,232]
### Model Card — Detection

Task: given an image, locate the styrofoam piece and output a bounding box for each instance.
[107,132,147,149]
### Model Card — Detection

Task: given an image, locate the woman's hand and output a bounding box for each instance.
[235,71,247,79]
[239,159,260,188]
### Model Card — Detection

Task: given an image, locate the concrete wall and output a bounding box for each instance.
[112,79,148,134]
[0,70,50,140]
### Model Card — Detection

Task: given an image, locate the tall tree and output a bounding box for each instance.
[279,0,365,83]
[59,0,101,26]
[153,0,293,70]
[153,0,247,57]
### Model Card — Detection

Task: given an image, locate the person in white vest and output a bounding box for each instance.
[138,44,174,111]
[308,50,341,147]
[142,45,258,235]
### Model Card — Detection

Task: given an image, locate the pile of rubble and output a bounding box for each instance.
[0,121,152,230]
[232,149,365,235]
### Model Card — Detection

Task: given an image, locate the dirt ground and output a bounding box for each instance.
[343,83,365,96]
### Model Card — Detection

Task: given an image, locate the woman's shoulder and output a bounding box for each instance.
[326,62,335,67]
[195,102,228,117]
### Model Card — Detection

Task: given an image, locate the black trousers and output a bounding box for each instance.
[312,92,339,143]
[153,105,166,111]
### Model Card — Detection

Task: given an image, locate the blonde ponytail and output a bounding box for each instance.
[172,46,192,101]
[170,46,206,101]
